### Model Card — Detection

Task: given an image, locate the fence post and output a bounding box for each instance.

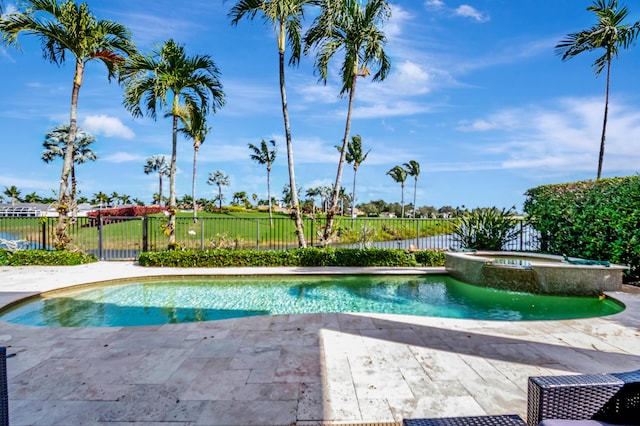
[98,211,103,260]
[142,216,148,252]
[201,219,205,250]
[256,219,259,249]
[41,220,47,250]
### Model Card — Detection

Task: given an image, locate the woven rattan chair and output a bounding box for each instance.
[0,347,7,426]
[527,369,640,426]
[403,414,527,426]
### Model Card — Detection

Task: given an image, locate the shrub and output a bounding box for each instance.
[452,207,521,250]
[138,247,446,268]
[524,176,640,277]
[6,250,97,266]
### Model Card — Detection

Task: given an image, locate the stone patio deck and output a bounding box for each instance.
[0,262,639,425]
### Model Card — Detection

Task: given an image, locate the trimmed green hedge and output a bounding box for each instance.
[137,248,446,268]
[0,249,98,266]
[523,176,640,276]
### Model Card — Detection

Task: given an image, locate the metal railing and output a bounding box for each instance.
[0,216,541,260]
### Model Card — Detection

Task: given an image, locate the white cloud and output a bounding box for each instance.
[455,5,490,22]
[386,4,413,39]
[425,0,445,8]
[424,1,490,23]
[102,152,144,163]
[458,96,640,174]
[82,115,135,139]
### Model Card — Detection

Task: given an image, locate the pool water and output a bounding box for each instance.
[0,275,624,327]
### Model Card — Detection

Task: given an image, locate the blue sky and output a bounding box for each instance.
[1,0,640,211]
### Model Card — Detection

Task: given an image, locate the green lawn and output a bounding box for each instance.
[0,212,454,251]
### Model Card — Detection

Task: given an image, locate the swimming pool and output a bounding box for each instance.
[0,275,623,327]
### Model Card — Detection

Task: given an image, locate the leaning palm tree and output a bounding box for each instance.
[338,134,370,221]
[387,165,407,218]
[143,155,170,207]
[122,38,225,249]
[556,0,639,179]
[403,160,420,217]
[229,0,320,248]
[248,139,277,226]
[305,0,391,242]
[42,124,97,199]
[207,170,230,211]
[178,105,211,223]
[0,0,136,249]
[3,185,21,207]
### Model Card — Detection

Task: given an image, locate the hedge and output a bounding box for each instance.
[523,176,640,276]
[0,249,98,266]
[137,247,446,268]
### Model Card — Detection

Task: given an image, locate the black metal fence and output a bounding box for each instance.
[0,216,541,260]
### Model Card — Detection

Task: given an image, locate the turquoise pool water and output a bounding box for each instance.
[0,275,623,327]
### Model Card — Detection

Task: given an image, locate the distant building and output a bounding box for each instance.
[0,203,95,218]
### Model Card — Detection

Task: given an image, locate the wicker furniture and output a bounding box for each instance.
[0,347,7,426]
[403,414,526,426]
[527,369,640,426]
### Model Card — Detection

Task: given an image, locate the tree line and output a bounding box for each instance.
[1,0,638,250]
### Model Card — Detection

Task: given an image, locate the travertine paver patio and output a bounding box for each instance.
[0,262,639,425]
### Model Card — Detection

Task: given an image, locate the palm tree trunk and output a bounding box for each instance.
[192,141,199,223]
[324,73,358,243]
[55,60,83,250]
[168,110,178,249]
[351,167,357,226]
[158,172,163,207]
[278,21,306,247]
[267,169,273,227]
[401,183,405,218]
[413,177,417,218]
[597,56,612,180]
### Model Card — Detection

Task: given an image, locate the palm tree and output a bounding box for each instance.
[122,38,225,249]
[248,139,277,226]
[23,192,42,203]
[338,134,370,220]
[207,170,230,211]
[556,0,639,179]
[90,191,110,208]
[305,0,391,242]
[229,0,320,248]
[178,104,211,223]
[3,185,21,206]
[403,160,420,217]
[0,0,136,249]
[42,124,97,199]
[387,165,407,218]
[144,155,170,207]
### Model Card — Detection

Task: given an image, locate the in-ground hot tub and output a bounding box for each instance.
[445,251,628,296]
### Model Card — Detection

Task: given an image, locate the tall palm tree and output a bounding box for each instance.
[229,0,320,248]
[178,105,211,223]
[207,170,230,211]
[403,160,420,217]
[387,165,407,218]
[0,0,136,249]
[305,0,391,242]
[248,139,277,226]
[143,155,170,207]
[24,192,42,203]
[338,134,370,220]
[42,124,97,199]
[556,0,639,179]
[90,191,110,207]
[3,186,21,206]
[122,38,225,249]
